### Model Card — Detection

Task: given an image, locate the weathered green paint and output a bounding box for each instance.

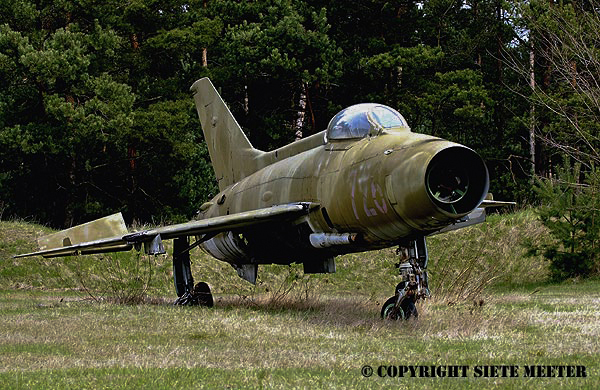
[190,78,489,265]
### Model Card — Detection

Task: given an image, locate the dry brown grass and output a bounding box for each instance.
[427,209,550,305]
[1,280,599,388]
[2,211,598,388]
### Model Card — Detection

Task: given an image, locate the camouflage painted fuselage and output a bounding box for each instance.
[198,126,488,266]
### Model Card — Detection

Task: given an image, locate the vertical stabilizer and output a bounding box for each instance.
[191,78,264,190]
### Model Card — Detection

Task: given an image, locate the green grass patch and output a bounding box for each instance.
[0,287,598,388]
[0,211,598,388]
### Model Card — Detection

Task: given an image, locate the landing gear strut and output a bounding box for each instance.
[172,237,214,307]
[381,237,430,320]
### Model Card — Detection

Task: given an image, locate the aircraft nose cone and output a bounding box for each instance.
[384,144,489,233]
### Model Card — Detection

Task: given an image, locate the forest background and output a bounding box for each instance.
[1,0,598,239]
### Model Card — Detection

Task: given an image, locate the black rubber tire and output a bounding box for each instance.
[381,296,418,320]
[381,296,404,320]
[192,282,214,307]
[403,299,418,319]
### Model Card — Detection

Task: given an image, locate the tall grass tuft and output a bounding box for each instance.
[64,251,170,304]
[429,229,503,305]
[427,208,550,304]
[223,266,323,311]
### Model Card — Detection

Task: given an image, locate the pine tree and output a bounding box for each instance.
[528,162,600,279]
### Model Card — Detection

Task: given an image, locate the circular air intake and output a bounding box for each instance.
[426,147,489,215]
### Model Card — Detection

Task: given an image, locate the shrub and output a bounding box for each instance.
[527,163,600,280]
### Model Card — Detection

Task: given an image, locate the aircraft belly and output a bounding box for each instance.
[201,224,319,266]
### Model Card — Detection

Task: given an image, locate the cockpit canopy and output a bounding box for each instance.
[326,103,409,140]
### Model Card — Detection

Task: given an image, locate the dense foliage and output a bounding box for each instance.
[1,1,600,278]
[527,163,600,280]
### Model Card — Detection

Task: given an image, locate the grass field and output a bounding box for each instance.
[1,210,598,388]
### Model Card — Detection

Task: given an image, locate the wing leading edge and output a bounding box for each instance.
[14,203,315,259]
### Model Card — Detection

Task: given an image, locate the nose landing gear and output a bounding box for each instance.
[381,238,430,320]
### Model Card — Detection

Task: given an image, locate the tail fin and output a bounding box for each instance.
[190,78,264,190]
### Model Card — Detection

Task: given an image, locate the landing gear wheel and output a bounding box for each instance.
[192,282,214,307]
[380,296,418,320]
[381,296,404,320]
[174,282,214,307]
[404,300,418,319]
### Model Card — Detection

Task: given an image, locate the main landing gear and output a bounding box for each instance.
[172,237,214,307]
[381,237,430,320]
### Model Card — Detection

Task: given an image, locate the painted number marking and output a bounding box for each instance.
[350,170,388,220]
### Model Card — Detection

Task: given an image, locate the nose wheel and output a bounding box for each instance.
[381,295,419,321]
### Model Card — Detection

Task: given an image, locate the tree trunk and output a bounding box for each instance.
[529,37,536,182]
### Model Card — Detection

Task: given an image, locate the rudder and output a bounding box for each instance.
[190,78,264,191]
